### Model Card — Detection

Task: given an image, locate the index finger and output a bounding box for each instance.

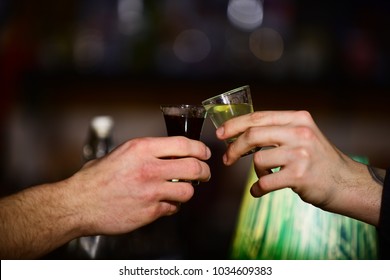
[216,110,305,141]
[135,136,212,160]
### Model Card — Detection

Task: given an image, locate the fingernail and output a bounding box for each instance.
[216,126,224,138]
[223,154,228,165]
[206,147,211,158]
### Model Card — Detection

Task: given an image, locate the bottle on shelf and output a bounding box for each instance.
[83,115,114,161]
[67,115,114,259]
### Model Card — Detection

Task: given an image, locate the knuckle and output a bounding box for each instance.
[187,159,203,177]
[243,126,258,143]
[154,202,179,217]
[253,150,264,165]
[258,176,271,191]
[292,125,315,141]
[248,111,264,124]
[123,137,148,153]
[147,204,164,219]
[174,136,192,150]
[176,135,190,146]
[179,185,195,201]
[287,148,310,180]
[291,167,306,182]
[289,146,310,161]
[141,187,160,203]
[294,110,313,124]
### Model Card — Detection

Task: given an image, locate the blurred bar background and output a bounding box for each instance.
[1,0,390,259]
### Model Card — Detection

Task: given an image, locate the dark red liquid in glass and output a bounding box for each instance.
[163,115,205,140]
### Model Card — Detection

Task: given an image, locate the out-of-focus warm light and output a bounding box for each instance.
[73,29,105,69]
[173,29,211,63]
[249,27,284,62]
[227,0,263,31]
[118,0,144,35]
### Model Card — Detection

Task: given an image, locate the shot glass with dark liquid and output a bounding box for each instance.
[160,104,207,185]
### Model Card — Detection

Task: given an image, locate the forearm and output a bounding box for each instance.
[0,179,83,259]
[324,160,383,226]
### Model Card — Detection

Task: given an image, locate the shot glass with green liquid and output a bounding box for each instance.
[202,85,260,156]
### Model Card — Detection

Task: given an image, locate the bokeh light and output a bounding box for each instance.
[173,29,211,63]
[249,27,284,62]
[117,0,144,35]
[227,0,264,31]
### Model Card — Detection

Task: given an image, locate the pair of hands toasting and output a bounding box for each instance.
[0,110,383,259]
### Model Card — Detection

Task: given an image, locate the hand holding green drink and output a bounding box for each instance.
[202,85,260,156]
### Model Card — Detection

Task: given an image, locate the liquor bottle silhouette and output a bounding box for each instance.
[68,116,114,259]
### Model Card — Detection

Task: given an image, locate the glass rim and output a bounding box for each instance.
[160,104,206,117]
[160,104,205,109]
[201,85,250,105]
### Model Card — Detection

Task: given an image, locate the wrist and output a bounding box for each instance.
[60,174,96,237]
[329,159,382,226]
[42,179,87,241]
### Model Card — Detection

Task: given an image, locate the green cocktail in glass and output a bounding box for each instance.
[202,85,260,155]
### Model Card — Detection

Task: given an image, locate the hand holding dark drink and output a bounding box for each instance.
[160,104,207,185]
